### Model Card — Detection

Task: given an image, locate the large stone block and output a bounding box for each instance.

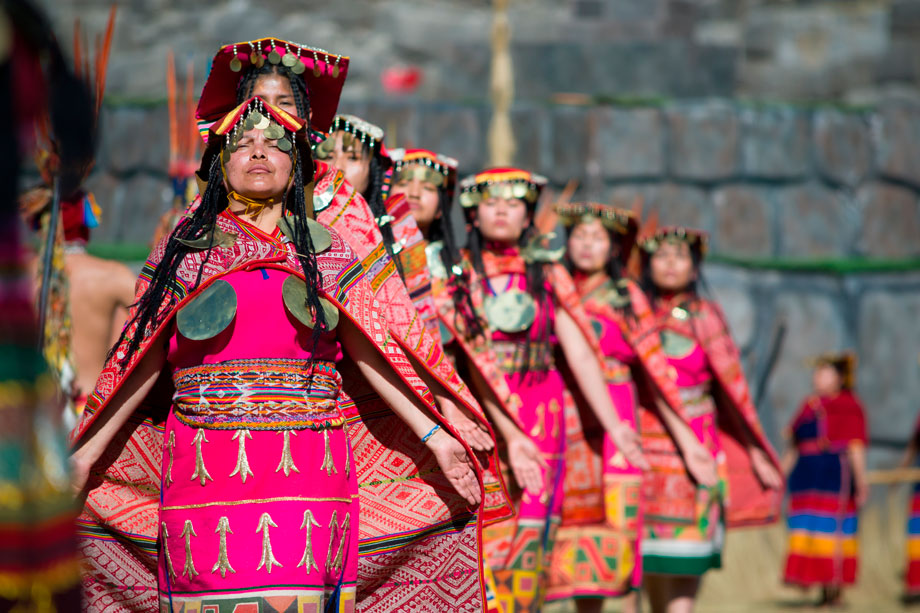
[98,105,170,175]
[416,105,486,172]
[594,107,665,179]
[813,110,872,187]
[667,101,740,181]
[712,185,774,257]
[766,291,847,434]
[872,104,920,187]
[511,106,552,175]
[855,182,920,258]
[740,107,811,179]
[86,172,172,245]
[776,183,854,257]
[361,101,419,153]
[649,183,713,233]
[549,106,591,183]
[858,290,920,443]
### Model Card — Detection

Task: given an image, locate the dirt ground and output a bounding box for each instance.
[545,489,917,612]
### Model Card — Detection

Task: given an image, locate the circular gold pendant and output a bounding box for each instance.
[484,290,536,333]
[291,61,305,75]
[229,57,242,72]
[176,279,237,341]
[282,53,297,67]
[268,50,281,64]
[282,275,339,331]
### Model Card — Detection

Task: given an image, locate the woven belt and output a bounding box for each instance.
[678,382,715,419]
[603,356,631,385]
[491,340,555,373]
[172,358,343,431]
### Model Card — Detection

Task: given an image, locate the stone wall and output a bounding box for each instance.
[33,0,920,461]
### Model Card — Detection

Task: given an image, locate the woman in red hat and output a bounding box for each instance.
[71,97,483,612]
[637,227,783,613]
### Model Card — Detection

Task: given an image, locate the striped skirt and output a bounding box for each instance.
[783,450,858,587]
[906,482,920,596]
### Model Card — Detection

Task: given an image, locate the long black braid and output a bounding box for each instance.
[468,220,550,377]
[363,150,404,279]
[113,136,326,369]
[430,188,485,338]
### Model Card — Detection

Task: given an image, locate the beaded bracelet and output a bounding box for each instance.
[421,424,441,444]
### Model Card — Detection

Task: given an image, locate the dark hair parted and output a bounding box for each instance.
[112,133,326,370]
[236,63,311,120]
[563,221,635,321]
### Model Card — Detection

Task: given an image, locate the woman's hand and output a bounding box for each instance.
[679,436,718,488]
[506,435,548,496]
[749,446,783,490]
[441,399,495,453]
[425,428,482,506]
[609,421,650,471]
[855,476,869,508]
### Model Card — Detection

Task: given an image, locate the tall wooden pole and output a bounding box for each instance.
[488,0,515,166]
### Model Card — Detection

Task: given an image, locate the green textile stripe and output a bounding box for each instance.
[88,243,920,275]
[642,552,722,577]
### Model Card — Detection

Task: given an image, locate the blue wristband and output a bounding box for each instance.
[421,424,442,444]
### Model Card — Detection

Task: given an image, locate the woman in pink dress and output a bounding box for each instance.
[70,98,483,612]
[445,169,648,613]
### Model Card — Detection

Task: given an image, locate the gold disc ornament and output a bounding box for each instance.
[229,57,242,72]
[484,290,537,333]
[268,49,281,64]
[282,275,339,331]
[291,60,305,75]
[176,279,238,341]
[282,53,297,67]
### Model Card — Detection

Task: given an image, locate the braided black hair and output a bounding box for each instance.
[113,135,325,369]
[363,147,404,280]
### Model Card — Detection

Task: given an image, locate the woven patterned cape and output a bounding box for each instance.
[72,165,487,612]
[662,297,784,527]
[313,163,512,526]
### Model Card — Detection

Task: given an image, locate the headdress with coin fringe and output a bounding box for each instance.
[389,148,460,201]
[197,37,349,133]
[639,225,709,258]
[315,114,386,160]
[458,168,547,211]
[557,202,640,266]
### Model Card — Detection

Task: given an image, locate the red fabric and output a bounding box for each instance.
[60,192,90,243]
[791,392,868,449]
[784,555,857,587]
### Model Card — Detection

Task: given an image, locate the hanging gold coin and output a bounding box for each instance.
[484,290,537,333]
[313,63,321,78]
[249,50,259,64]
[268,50,281,64]
[229,57,242,72]
[332,64,340,78]
[291,61,305,75]
[176,279,238,341]
[277,137,292,152]
[254,114,270,130]
[282,276,339,331]
[282,53,296,67]
[264,122,284,140]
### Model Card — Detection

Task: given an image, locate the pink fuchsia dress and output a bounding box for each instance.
[158,263,359,610]
[640,301,726,577]
[547,275,643,601]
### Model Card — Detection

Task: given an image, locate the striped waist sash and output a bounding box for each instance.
[172,358,343,431]
[491,340,555,373]
[678,382,715,420]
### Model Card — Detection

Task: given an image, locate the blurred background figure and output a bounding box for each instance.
[782,352,868,608]
[0,0,97,609]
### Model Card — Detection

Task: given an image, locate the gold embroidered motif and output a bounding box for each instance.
[161,522,177,580]
[191,428,213,486]
[256,512,282,572]
[344,437,351,480]
[549,399,561,439]
[297,509,321,572]
[530,403,546,440]
[276,430,300,476]
[326,510,339,573]
[330,511,351,572]
[165,431,176,487]
[321,428,337,476]
[229,429,254,483]
[161,494,357,511]
[212,516,235,578]
[181,520,199,578]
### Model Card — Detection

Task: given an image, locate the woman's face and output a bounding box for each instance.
[250,73,298,116]
[223,128,293,200]
[567,218,614,275]
[390,171,440,235]
[812,364,843,396]
[475,196,530,244]
[649,240,696,292]
[323,131,371,195]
